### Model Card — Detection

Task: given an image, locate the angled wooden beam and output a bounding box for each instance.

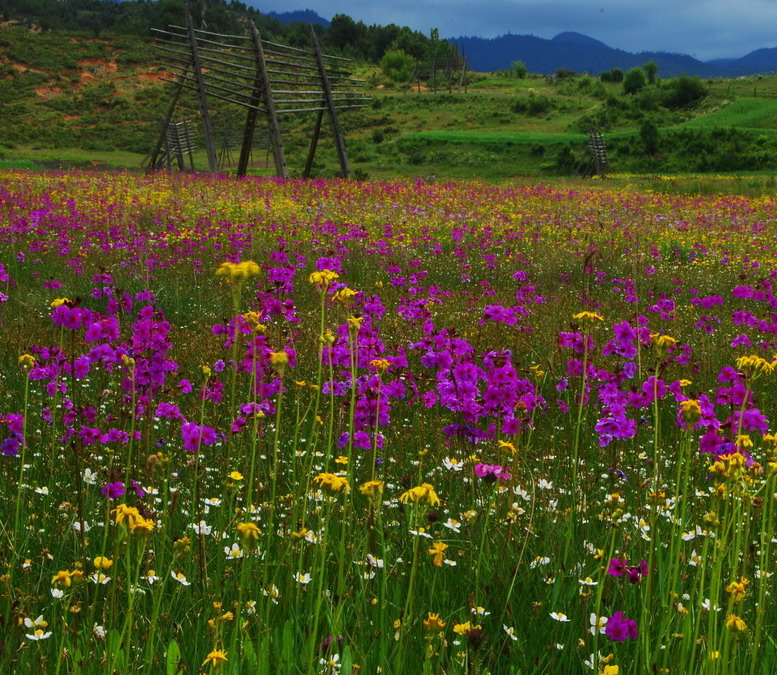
[147,64,190,172]
[303,109,324,178]
[309,26,350,178]
[239,22,288,178]
[186,11,218,174]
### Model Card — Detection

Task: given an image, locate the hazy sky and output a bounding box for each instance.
[254,0,777,61]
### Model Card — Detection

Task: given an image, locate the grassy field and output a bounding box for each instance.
[5,26,777,180]
[2,169,777,673]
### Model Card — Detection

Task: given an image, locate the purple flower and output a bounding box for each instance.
[1,437,21,456]
[605,611,638,641]
[101,482,125,500]
[474,463,511,483]
[181,422,218,452]
[607,558,627,577]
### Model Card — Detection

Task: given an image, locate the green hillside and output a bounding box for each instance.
[3,25,777,180]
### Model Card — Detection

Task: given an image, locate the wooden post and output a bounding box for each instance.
[186,11,218,174]
[173,123,185,170]
[309,26,350,178]
[147,65,189,171]
[303,109,324,178]
[184,120,195,171]
[238,23,288,178]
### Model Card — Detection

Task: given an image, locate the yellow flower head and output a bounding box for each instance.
[725,578,749,603]
[313,472,350,494]
[50,297,71,308]
[679,399,702,429]
[93,556,113,570]
[216,260,259,282]
[309,269,340,288]
[347,315,364,330]
[228,471,244,481]
[359,480,384,497]
[399,483,441,507]
[202,648,228,668]
[498,440,516,455]
[269,351,289,368]
[725,614,747,632]
[709,452,749,482]
[736,354,776,378]
[452,620,482,636]
[130,516,155,537]
[242,312,266,333]
[173,535,192,557]
[332,287,357,304]
[112,504,140,528]
[427,542,449,567]
[423,612,446,636]
[18,354,35,369]
[652,334,679,352]
[51,570,72,588]
[736,435,753,449]
[572,311,604,324]
[370,358,391,374]
[236,522,262,543]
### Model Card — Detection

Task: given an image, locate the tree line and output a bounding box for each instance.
[0,0,452,66]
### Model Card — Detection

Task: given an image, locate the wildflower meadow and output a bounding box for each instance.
[0,170,776,674]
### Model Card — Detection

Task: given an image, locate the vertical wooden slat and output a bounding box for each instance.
[147,65,189,172]
[187,11,218,174]
[238,23,288,178]
[303,109,324,178]
[309,26,350,178]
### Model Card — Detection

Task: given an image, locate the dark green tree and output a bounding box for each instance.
[623,67,647,95]
[640,119,660,155]
[643,61,658,84]
[510,60,528,78]
[662,75,708,110]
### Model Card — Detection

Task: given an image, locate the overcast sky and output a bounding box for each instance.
[254,0,777,61]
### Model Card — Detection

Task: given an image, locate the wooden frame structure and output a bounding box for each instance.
[587,128,609,178]
[147,14,369,178]
[404,47,468,94]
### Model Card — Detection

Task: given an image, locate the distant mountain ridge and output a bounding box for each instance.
[452,31,777,77]
[252,8,777,77]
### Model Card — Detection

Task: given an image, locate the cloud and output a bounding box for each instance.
[255,0,777,60]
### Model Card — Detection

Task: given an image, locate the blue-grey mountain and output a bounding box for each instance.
[452,31,777,76]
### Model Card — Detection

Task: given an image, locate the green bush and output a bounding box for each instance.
[380,49,416,83]
[662,75,708,110]
[623,67,647,95]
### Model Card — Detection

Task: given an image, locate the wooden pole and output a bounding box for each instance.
[186,11,218,174]
[303,109,324,178]
[184,120,195,171]
[147,64,189,171]
[309,26,350,178]
[239,23,288,178]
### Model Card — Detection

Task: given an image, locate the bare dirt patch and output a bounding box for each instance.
[136,70,171,84]
[34,86,62,98]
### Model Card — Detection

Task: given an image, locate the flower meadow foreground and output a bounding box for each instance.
[0,170,776,674]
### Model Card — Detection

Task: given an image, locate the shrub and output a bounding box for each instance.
[662,75,708,110]
[623,67,647,95]
[380,49,416,83]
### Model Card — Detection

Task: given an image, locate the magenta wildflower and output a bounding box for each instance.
[474,463,511,483]
[604,611,638,641]
[607,558,628,577]
[101,482,125,500]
